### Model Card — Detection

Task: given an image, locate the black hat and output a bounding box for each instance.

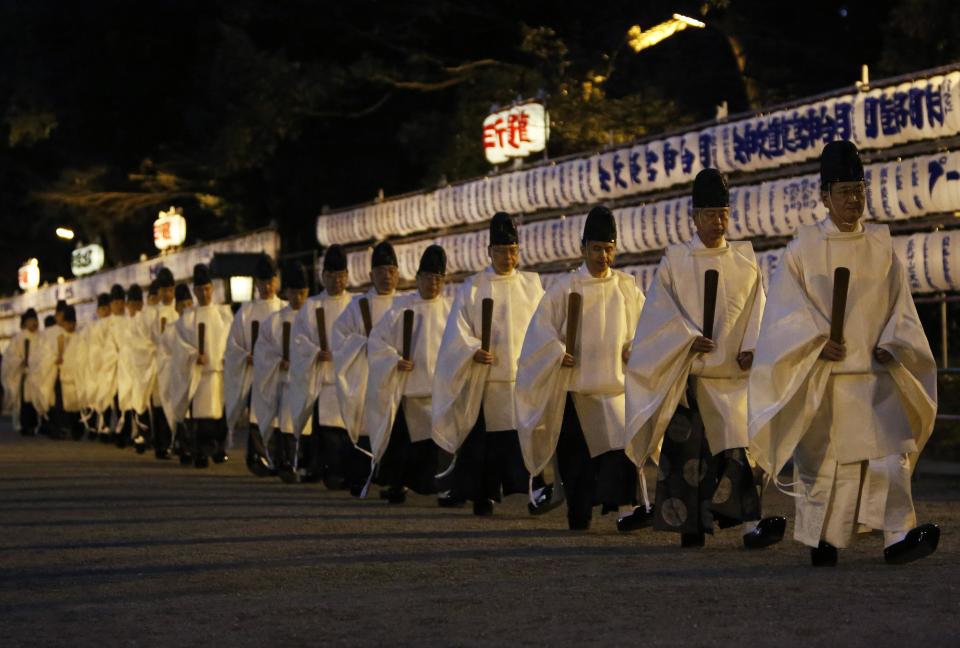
[21,308,38,325]
[371,241,398,268]
[147,279,159,296]
[96,293,111,308]
[820,140,864,190]
[255,254,278,280]
[418,244,447,275]
[155,267,175,288]
[490,212,519,245]
[192,263,212,287]
[175,283,192,302]
[283,262,308,290]
[582,205,617,243]
[55,299,68,314]
[110,284,126,301]
[44,315,56,328]
[323,245,348,272]
[692,169,730,209]
[63,305,77,323]
[127,284,144,302]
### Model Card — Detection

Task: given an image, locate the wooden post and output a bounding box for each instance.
[565,293,582,356]
[359,297,373,336]
[316,307,328,351]
[830,267,851,344]
[402,309,414,360]
[481,298,494,352]
[703,269,719,340]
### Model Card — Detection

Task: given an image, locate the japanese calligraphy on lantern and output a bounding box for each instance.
[18,259,39,291]
[483,102,549,165]
[71,244,105,277]
[154,207,187,251]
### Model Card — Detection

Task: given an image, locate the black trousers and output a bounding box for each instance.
[50,378,81,440]
[189,418,226,460]
[18,376,38,434]
[557,394,637,526]
[653,382,761,535]
[453,405,529,503]
[152,406,172,457]
[376,404,444,495]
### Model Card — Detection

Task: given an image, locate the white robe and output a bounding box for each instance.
[365,293,452,461]
[625,237,764,466]
[32,330,82,413]
[115,313,153,415]
[515,265,644,476]
[748,220,937,546]
[169,304,233,421]
[252,306,301,435]
[431,268,543,454]
[2,330,37,428]
[224,296,286,432]
[27,328,63,416]
[287,292,352,434]
[148,303,179,408]
[331,289,397,442]
[87,317,119,415]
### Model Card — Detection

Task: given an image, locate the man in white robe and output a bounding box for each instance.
[36,306,83,439]
[432,212,546,516]
[225,255,286,476]
[169,264,234,468]
[117,284,155,452]
[160,284,194,461]
[624,169,785,547]
[251,262,309,483]
[29,303,68,436]
[365,244,452,503]
[103,284,129,446]
[287,245,353,487]
[82,293,117,442]
[516,206,644,530]
[3,309,39,435]
[749,140,939,566]
[331,241,400,495]
[147,269,179,459]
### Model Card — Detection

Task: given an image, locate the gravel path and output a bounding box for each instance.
[1,427,957,647]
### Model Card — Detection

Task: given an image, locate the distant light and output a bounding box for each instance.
[230,276,254,303]
[627,14,705,53]
[56,227,75,240]
[839,7,848,17]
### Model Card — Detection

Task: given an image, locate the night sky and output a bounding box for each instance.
[1,0,958,292]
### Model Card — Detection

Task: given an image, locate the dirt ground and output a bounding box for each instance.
[1,427,957,647]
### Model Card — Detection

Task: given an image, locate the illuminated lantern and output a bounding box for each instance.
[18,258,40,291]
[229,276,253,303]
[71,243,105,277]
[154,207,187,250]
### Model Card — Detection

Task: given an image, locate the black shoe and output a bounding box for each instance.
[155,449,172,460]
[884,523,940,565]
[212,452,228,464]
[681,532,706,548]
[349,484,365,497]
[246,453,275,477]
[568,516,591,531]
[300,470,322,483]
[528,484,564,516]
[323,474,347,491]
[385,486,407,504]
[743,516,787,550]
[278,464,301,484]
[811,541,838,567]
[99,433,112,444]
[472,499,494,516]
[87,431,98,442]
[193,455,209,469]
[437,491,466,508]
[617,506,654,533]
[179,453,193,466]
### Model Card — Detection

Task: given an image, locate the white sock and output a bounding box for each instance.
[742,520,759,536]
[884,530,908,548]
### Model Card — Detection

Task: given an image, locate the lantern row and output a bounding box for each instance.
[317,69,960,248]
[340,149,960,286]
